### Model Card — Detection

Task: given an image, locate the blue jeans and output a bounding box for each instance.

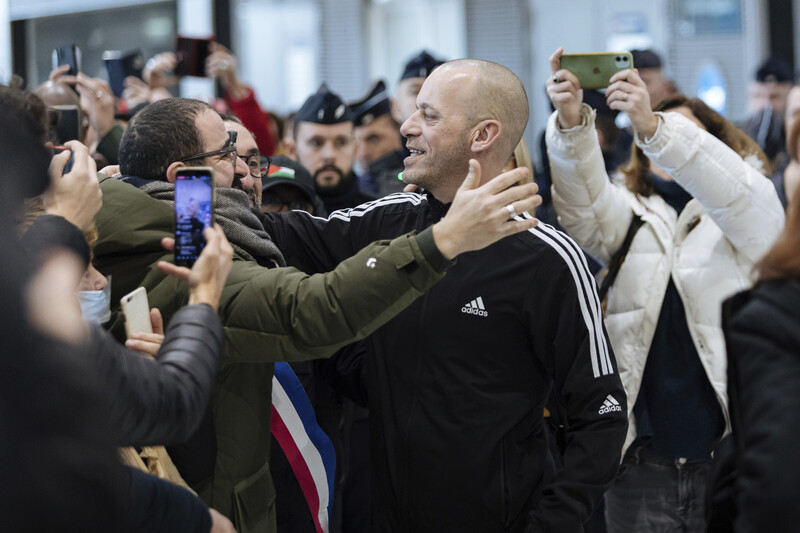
[605,444,710,533]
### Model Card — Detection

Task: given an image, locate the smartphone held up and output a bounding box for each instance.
[52,44,82,76]
[103,50,145,98]
[560,52,634,89]
[121,286,153,339]
[174,167,215,267]
[174,35,214,78]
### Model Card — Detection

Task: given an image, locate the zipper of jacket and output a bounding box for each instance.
[670,207,731,433]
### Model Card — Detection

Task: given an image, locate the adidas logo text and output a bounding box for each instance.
[598,394,621,415]
[461,296,488,317]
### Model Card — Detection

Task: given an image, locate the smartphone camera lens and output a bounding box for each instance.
[616,56,621,61]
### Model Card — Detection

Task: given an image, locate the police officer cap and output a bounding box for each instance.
[295,83,351,125]
[349,80,392,127]
[400,50,444,81]
[756,58,794,83]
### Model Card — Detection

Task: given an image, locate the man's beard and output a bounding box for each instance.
[403,144,469,196]
[231,175,261,209]
[313,165,350,196]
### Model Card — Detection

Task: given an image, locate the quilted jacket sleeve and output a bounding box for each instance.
[546,104,636,265]
[637,111,785,263]
[89,304,223,447]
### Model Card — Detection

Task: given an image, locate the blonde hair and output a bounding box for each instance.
[509,139,534,185]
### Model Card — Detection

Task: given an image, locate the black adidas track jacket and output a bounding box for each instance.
[259,192,628,533]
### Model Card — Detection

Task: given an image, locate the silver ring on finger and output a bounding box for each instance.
[505,203,517,219]
[95,89,104,99]
[623,92,628,102]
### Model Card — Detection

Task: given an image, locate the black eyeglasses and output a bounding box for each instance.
[181,130,238,165]
[239,154,271,178]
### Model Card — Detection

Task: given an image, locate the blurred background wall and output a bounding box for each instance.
[3,0,792,163]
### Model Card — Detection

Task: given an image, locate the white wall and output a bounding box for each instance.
[0,0,10,83]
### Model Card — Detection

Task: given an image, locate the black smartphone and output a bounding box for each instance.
[51,44,82,75]
[174,36,214,78]
[52,146,75,175]
[103,50,145,98]
[174,167,215,267]
[49,105,82,144]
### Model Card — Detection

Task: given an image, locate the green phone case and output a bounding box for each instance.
[560,52,634,89]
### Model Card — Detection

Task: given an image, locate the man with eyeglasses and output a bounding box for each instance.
[221,114,265,210]
[92,96,542,533]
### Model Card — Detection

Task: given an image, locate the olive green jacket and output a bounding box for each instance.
[93,175,450,532]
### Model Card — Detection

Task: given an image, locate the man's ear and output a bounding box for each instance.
[285,139,297,161]
[470,120,502,154]
[165,162,185,184]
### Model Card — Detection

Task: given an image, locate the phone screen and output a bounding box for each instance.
[174,168,214,267]
[49,105,82,144]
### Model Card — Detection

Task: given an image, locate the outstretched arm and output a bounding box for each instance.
[260,160,542,271]
[225,163,541,363]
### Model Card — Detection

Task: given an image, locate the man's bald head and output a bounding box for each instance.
[435,59,529,161]
[33,81,80,108]
[399,59,529,201]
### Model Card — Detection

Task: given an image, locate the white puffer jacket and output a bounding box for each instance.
[546,105,785,454]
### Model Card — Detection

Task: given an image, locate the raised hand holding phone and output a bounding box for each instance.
[606,69,658,139]
[121,288,166,357]
[45,140,101,231]
[547,47,584,130]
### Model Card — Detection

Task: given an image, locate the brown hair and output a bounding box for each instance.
[0,76,51,143]
[621,94,771,196]
[757,194,800,281]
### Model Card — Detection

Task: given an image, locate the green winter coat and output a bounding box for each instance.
[93,175,451,532]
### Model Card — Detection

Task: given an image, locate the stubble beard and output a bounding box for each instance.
[404,143,470,198]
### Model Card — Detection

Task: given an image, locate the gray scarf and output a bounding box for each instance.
[138,180,286,267]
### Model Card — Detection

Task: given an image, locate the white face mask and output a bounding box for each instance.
[78,275,111,324]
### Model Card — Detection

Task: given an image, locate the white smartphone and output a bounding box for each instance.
[120,287,153,339]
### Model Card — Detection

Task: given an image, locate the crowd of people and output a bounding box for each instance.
[0,31,797,533]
